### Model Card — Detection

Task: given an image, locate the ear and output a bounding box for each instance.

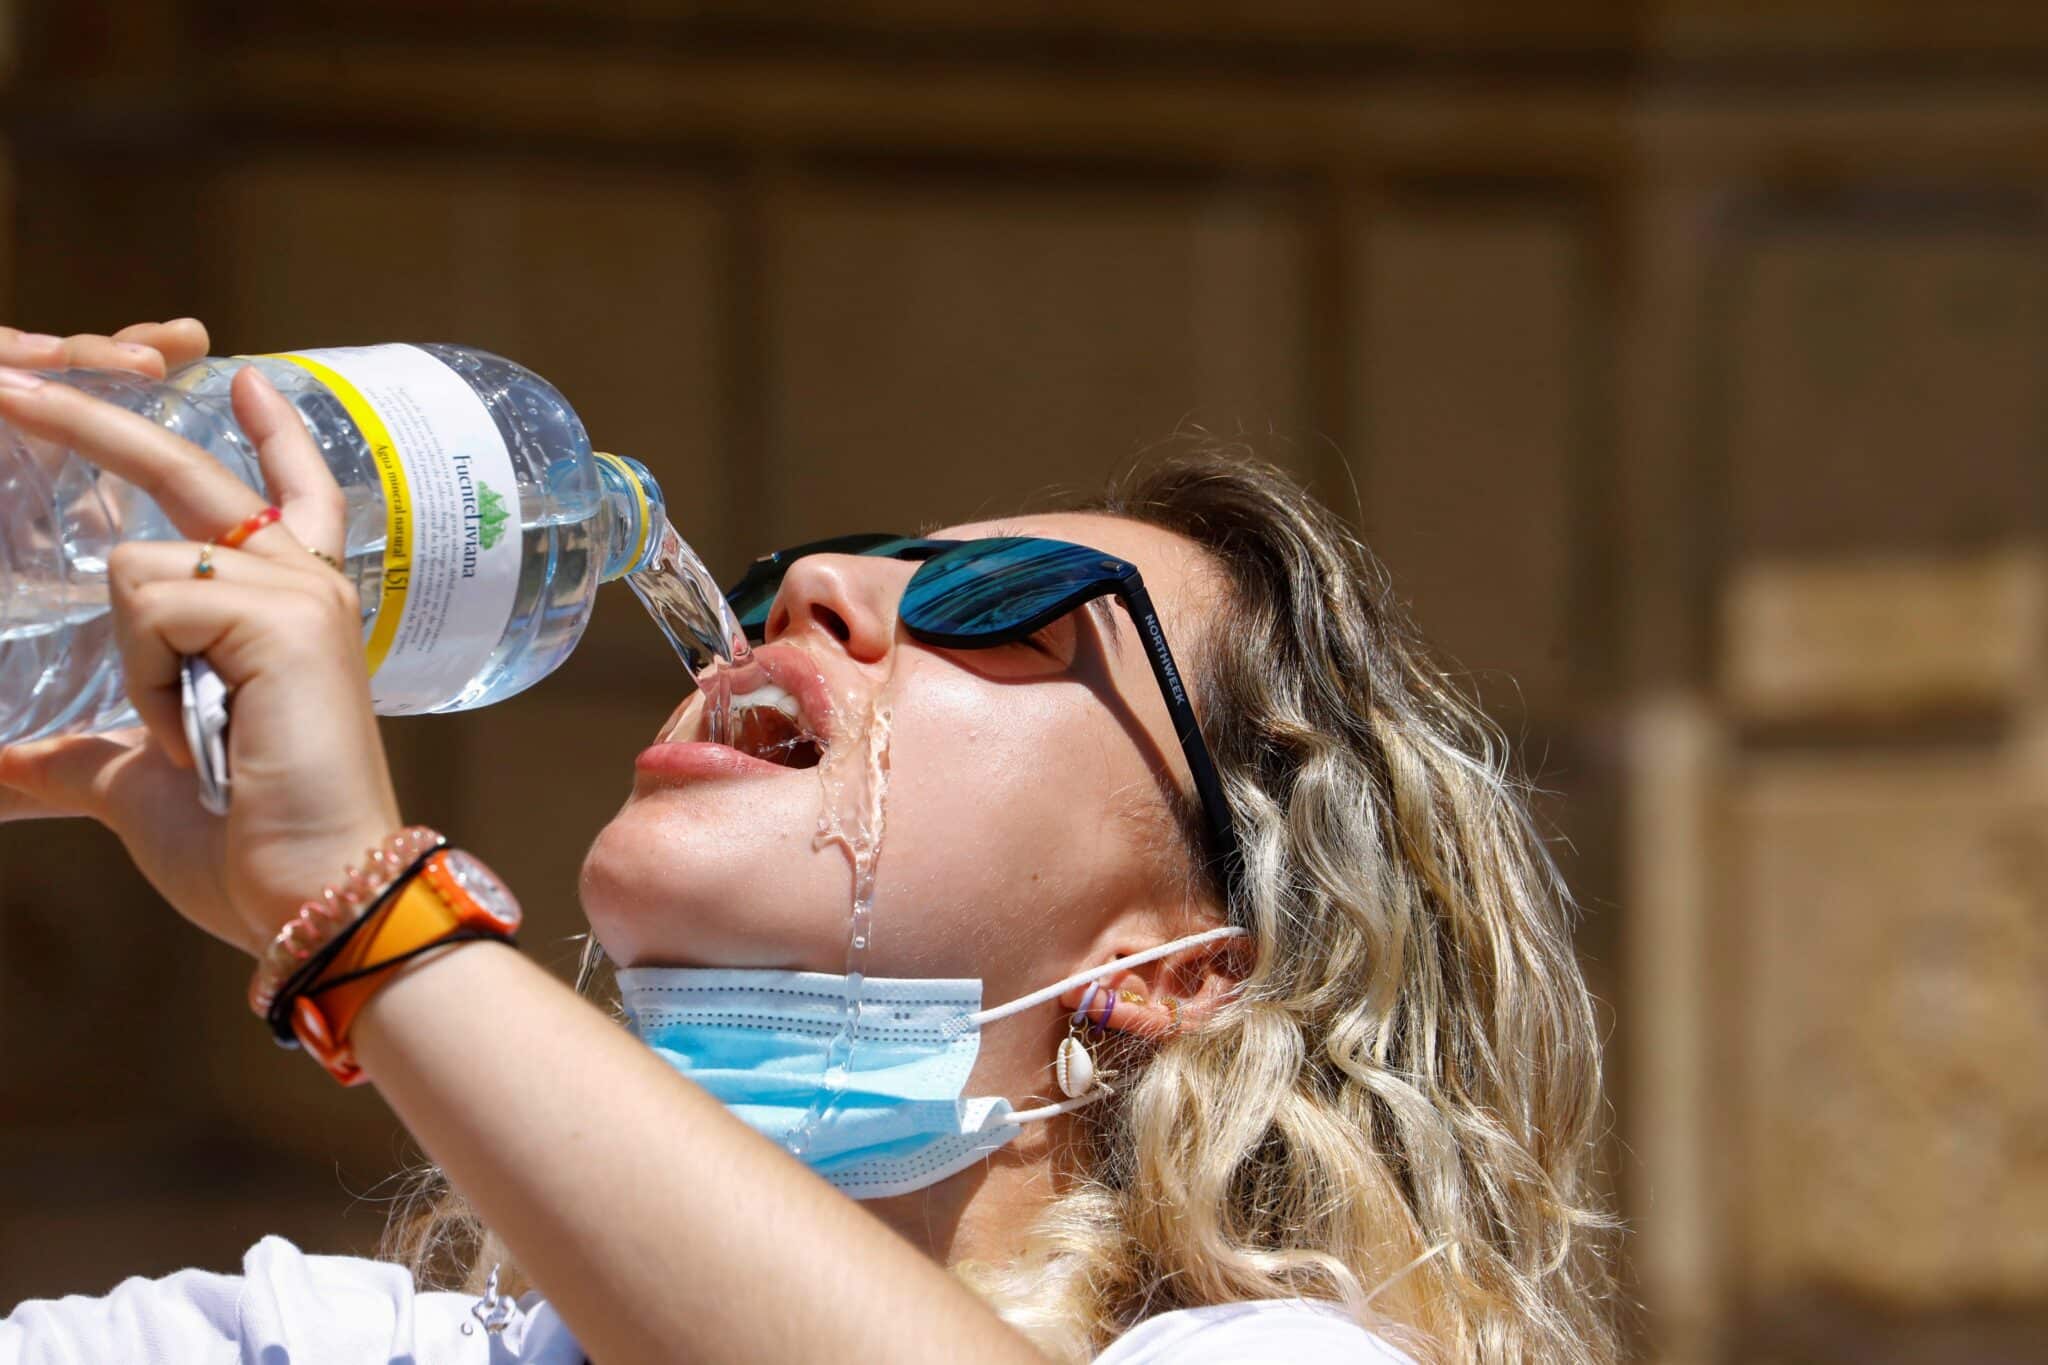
[1056,929,1248,1041]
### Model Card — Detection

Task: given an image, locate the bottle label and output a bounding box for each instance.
[270,345,521,714]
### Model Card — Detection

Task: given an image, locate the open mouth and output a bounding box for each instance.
[725,684,825,770]
[646,641,841,778]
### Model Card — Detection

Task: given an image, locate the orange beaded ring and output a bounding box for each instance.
[216,504,283,549]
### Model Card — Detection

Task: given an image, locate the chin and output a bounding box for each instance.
[577,801,860,971]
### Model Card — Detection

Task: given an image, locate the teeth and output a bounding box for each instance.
[728,682,803,725]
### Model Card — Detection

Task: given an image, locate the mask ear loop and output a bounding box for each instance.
[1005,1091,1114,1124]
[951,924,1248,1034]
[950,924,1249,1123]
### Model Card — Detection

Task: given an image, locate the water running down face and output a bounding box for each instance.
[578,511,1226,1015]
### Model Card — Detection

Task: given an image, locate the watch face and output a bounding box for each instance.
[442,849,523,931]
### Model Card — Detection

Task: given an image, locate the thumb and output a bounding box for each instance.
[0,732,184,822]
[0,783,65,823]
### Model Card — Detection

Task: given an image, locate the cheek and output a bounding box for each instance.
[865,664,1145,973]
[572,653,1169,979]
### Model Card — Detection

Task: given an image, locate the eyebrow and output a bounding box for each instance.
[1087,598,1126,659]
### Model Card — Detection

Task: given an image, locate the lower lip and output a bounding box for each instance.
[634,741,789,783]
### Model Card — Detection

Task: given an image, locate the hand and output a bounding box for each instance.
[0,346,403,956]
[0,320,212,823]
[0,318,214,378]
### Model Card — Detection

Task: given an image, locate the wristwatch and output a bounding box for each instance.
[292,848,523,1085]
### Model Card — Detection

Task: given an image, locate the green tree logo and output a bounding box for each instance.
[477,481,510,551]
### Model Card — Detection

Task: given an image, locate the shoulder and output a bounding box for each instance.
[1094,1298,1421,1365]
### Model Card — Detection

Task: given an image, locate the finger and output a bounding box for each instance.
[110,538,319,595]
[0,732,168,822]
[231,367,346,559]
[114,318,210,370]
[111,575,283,766]
[55,333,168,378]
[0,777,67,822]
[108,540,342,765]
[112,551,350,685]
[0,369,266,541]
[0,326,69,369]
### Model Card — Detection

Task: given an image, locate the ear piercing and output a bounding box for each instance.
[1077,981,1118,1035]
[1060,983,1121,1099]
[1073,978,1105,1031]
[1055,981,1190,1101]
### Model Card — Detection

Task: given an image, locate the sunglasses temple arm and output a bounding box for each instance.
[1120,581,1245,903]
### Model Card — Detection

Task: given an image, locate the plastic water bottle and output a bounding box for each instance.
[0,343,675,745]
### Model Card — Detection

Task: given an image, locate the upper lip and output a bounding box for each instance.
[683,641,840,748]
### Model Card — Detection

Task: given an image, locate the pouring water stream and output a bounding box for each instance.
[599,519,893,1155]
[623,519,752,744]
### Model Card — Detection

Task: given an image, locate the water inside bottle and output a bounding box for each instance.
[623,518,753,745]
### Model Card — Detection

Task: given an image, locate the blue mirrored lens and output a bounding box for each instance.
[900,538,1124,639]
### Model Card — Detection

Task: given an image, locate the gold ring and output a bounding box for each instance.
[307,546,343,573]
[193,544,216,579]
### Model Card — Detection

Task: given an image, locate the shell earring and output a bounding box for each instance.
[1055,1031,1102,1098]
[1058,983,1119,1099]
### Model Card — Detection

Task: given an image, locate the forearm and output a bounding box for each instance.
[349,942,1045,1365]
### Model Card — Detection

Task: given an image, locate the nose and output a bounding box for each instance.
[761,553,904,664]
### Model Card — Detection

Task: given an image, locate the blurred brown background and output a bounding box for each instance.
[3,2,2047,1361]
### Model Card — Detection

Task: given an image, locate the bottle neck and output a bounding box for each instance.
[593,453,666,582]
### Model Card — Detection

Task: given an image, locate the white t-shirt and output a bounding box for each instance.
[1,1238,1416,1364]
[0,1238,581,1365]
[1095,1298,1417,1363]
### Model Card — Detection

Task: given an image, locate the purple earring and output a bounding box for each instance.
[1075,981,1121,1032]
[1074,981,1105,1032]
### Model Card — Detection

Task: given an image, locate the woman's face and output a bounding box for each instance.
[580,511,1223,1002]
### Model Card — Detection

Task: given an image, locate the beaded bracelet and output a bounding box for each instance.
[262,839,450,1046]
[247,826,445,1020]
[272,847,525,1084]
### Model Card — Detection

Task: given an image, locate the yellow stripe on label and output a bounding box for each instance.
[266,353,413,676]
[594,452,651,572]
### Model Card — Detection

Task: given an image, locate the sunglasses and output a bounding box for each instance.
[725,533,1242,902]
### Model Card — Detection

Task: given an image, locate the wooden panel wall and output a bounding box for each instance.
[5,3,2048,1360]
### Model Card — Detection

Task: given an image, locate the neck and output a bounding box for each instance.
[858,1126,1057,1266]
[857,1001,1081,1266]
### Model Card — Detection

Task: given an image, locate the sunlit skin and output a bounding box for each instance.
[578,510,1242,1260]
[0,324,1239,1360]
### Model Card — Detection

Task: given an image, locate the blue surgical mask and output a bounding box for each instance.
[616,925,1246,1199]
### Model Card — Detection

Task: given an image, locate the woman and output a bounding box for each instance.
[0,321,1620,1363]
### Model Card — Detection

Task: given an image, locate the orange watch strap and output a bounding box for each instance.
[290,849,521,1085]
[321,876,462,1036]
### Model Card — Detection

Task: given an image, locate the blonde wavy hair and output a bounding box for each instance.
[384,440,1622,1364]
